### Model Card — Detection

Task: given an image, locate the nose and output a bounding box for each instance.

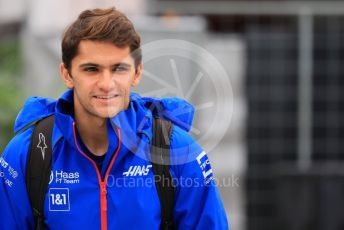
[97,70,116,92]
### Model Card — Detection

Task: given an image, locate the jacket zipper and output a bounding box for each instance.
[72,122,121,230]
[100,182,108,230]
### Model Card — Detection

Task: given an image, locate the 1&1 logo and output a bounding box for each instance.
[49,188,70,211]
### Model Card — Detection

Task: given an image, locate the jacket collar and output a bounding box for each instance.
[14,89,195,153]
[54,90,154,152]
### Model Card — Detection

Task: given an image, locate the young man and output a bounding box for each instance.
[0,8,229,230]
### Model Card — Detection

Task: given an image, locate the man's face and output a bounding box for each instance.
[60,40,142,120]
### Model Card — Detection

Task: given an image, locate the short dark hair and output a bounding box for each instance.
[61,7,142,71]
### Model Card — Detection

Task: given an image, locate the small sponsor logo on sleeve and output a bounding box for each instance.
[0,157,9,169]
[196,151,214,183]
[0,157,18,187]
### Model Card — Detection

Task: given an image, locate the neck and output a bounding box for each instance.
[74,111,109,156]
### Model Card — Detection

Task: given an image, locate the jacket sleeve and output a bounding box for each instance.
[0,128,35,230]
[170,126,229,230]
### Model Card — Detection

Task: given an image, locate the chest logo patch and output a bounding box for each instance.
[49,188,70,211]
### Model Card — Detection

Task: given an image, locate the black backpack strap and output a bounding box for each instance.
[151,117,175,230]
[26,115,54,230]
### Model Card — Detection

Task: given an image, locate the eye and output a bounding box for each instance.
[84,66,98,72]
[113,65,129,73]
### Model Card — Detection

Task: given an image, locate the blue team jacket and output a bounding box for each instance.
[0,90,229,230]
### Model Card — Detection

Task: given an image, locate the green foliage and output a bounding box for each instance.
[0,39,22,153]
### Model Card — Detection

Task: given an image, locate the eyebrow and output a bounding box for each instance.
[79,62,132,68]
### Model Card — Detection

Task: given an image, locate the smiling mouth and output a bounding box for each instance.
[93,95,119,99]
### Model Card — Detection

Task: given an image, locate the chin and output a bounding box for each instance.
[98,108,123,118]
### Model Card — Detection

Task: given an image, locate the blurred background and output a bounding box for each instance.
[1,0,344,230]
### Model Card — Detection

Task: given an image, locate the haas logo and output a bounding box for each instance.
[123,165,152,177]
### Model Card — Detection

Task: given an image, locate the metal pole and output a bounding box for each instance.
[297,8,313,171]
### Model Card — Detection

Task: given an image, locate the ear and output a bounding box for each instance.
[131,63,142,87]
[59,63,74,89]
